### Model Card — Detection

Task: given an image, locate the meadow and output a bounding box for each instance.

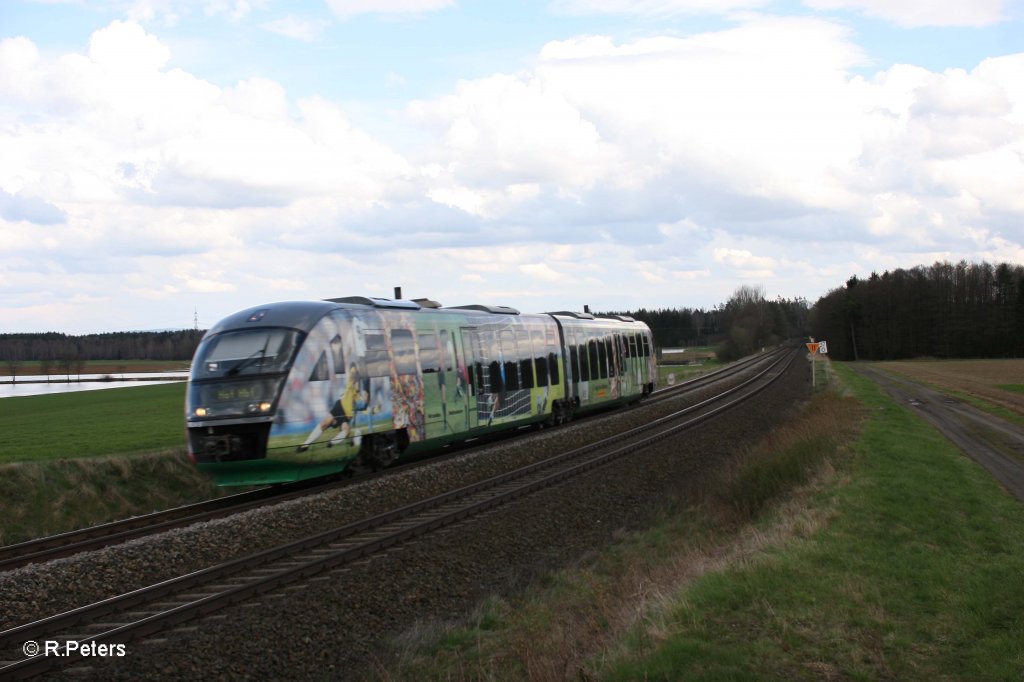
[0,382,187,463]
[383,362,1024,680]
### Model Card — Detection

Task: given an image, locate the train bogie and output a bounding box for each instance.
[186,297,656,485]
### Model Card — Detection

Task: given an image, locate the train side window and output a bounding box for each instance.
[534,355,548,387]
[597,338,609,379]
[548,351,560,385]
[440,330,454,373]
[641,334,651,357]
[628,334,637,359]
[588,340,599,381]
[474,362,485,393]
[569,344,579,382]
[391,329,416,376]
[488,361,503,392]
[500,330,520,391]
[330,335,346,375]
[505,358,520,390]
[418,332,439,372]
[364,332,389,377]
[309,351,329,382]
[520,357,535,388]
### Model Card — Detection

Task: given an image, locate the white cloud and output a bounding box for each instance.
[260,15,327,42]
[803,0,1005,27]
[714,248,777,270]
[549,0,773,15]
[326,0,455,20]
[2,14,1024,332]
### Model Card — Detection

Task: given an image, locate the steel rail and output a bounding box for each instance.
[0,347,784,573]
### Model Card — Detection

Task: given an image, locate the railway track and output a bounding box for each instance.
[0,346,796,679]
[0,347,783,575]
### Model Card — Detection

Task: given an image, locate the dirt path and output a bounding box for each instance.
[854,364,1024,503]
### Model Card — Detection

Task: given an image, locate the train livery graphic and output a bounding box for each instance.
[186,297,656,485]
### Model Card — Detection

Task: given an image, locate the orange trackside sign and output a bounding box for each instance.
[806,342,820,354]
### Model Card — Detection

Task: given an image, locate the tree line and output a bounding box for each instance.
[609,288,811,361]
[809,261,1024,361]
[0,330,204,373]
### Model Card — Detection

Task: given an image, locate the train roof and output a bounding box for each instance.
[205,297,645,338]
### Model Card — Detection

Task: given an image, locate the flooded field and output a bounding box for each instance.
[1,373,188,398]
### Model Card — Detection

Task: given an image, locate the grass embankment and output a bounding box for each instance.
[0,383,224,545]
[0,452,222,545]
[383,363,1024,680]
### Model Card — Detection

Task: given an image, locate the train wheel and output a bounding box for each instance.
[358,433,400,471]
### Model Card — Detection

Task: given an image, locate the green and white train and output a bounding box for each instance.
[186,296,657,486]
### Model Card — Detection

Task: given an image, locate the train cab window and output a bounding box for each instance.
[548,351,560,385]
[309,351,329,382]
[391,329,416,376]
[330,335,346,375]
[418,332,439,373]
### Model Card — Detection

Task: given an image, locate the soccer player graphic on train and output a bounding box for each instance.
[296,362,370,452]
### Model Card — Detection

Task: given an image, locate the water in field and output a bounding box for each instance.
[0,372,189,398]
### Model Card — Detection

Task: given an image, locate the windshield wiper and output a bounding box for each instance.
[227,338,272,376]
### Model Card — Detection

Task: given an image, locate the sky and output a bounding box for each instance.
[1,0,1023,334]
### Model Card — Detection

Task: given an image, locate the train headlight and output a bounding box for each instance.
[195,407,209,417]
[259,401,273,412]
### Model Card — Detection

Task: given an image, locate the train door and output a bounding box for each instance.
[447,328,473,431]
[389,327,424,443]
[460,327,485,427]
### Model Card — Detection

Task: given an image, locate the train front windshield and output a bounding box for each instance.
[187,328,302,421]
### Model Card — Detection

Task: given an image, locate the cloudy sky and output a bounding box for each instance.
[1,0,1023,333]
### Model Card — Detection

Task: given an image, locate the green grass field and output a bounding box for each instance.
[0,383,186,464]
[383,362,1024,680]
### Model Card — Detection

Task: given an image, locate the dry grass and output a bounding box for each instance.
[0,450,224,545]
[381,389,863,681]
[876,359,1024,417]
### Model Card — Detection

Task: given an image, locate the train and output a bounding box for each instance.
[185,296,657,486]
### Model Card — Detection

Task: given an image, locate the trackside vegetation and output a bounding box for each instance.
[0,383,225,545]
[0,451,222,546]
[381,363,1024,680]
